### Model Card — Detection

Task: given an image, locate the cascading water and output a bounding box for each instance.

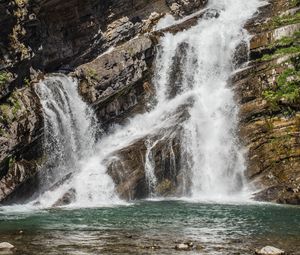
[36,75,96,188]
[32,0,265,208]
[152,0,265,201]
[35,75,119,207]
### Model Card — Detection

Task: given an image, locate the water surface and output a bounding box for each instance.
[0,201,299,255]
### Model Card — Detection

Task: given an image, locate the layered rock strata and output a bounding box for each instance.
[234,0,300,204]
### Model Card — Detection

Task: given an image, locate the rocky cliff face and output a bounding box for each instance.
[0,85,43,203]
[0,0,206,93]
[235,0,300,204]
[1,0,300,205]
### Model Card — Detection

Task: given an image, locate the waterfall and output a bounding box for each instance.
[33,0,265,208]
[35,75,119,207]
[152,0,265,201]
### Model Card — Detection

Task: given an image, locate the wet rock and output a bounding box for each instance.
[143,244,161,250]
[195,244,204,250]
[0,242,14,250]
[184,241,194,248]
[166,42,190,100]
[175,243,189,250]
[106,103,191,200]
[107,129,183,200]
[202,8,220,20]
[234,40,249,68]
[253,186,300,205]
[255,246,285,255]
[52,188,76,207]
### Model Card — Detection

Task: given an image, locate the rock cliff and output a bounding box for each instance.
[235,0,300,204]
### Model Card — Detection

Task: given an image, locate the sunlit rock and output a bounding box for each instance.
[0,242,14,250]
[255,246,285,255]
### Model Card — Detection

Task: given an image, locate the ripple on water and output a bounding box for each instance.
[0,201,299,255]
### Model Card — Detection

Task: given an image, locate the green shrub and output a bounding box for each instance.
[0,71,12,87]
[263,68,300,110]
[260,31,300,61]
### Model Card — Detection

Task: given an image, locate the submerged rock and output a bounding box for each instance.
[255,246,285,255]
[175,243,190,251]
[175,241,197,251]
[142,244,161,250]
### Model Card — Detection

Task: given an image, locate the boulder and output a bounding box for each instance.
[0,242,14,250]
[255,246,285,255]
